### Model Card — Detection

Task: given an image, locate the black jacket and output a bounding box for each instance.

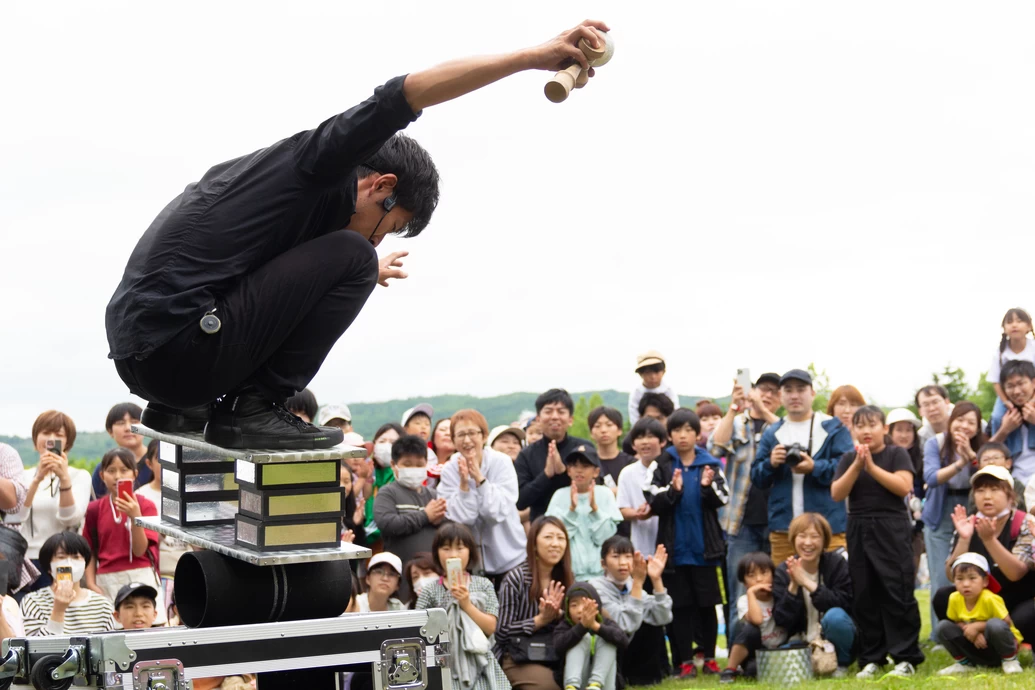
[106,76,420,361]
[552,583,630,688]
[515,434,593,521]
[644,448,728,572]
[772,552,853,637]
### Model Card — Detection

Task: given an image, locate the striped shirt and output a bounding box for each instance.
[21,587,116,636]
[494,561,548,661]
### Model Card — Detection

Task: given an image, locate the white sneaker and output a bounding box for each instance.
[931,644,946,652]
[1002,659,1023,674]
[832,666,849,679]
[885,662,916,677]
[938,662,975,676]
[855,663,882,679]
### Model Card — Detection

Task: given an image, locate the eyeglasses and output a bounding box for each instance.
[454,430,484,440]
[369,568,399,579]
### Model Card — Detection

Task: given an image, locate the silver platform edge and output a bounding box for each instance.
[130,423,367,464]
[136,516,371,566]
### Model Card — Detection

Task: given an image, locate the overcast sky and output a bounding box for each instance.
[2,1,1032,436]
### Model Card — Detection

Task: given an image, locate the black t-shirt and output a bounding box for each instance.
[834,445,914,517]
[742,418,771,527]
[599,451,635,487]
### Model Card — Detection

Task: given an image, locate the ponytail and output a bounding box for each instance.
[1000,332,1009,356]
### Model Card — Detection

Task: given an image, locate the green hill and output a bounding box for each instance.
[1,389,725,465]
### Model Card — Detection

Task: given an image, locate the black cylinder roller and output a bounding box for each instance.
[174,550,351,628]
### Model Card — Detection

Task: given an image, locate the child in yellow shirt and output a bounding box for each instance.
[936,553,1022,675]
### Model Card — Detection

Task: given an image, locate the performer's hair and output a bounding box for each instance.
[359,134,440,238]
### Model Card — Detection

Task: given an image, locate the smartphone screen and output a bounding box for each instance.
[446,557,463,590]
[56,565,73,583]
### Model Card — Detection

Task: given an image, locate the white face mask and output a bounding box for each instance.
[414,574,439,596]
[605,571,631,590]
[50,558,86,583]
[373,443,394,468]
[396,467,427,490]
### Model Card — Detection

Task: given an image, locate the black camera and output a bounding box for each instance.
[785,442,805,467]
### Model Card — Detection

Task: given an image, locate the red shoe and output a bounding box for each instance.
[702,659,722,675]
[678,663,698,679]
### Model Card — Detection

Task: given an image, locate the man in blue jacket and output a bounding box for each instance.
[750,369,854,563]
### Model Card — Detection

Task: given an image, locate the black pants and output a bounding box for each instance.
[848,516,924,667]
[933,585,1035,643]
[936,618,1018,666]
[666,565,724,662]
[115,231,378,406]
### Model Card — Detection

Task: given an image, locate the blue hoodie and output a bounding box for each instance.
[661,445,726,567]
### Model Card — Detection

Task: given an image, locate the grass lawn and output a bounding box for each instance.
[629,589,1035,690]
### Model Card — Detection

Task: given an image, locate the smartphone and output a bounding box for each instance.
[45,439,63,456]
[56,565,73,583]
[736,368,752,394]
[446,557,463,590]
[117,478,134,500]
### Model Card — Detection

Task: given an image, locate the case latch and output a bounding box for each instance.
[376,638,428,690]
[132,659,188,690]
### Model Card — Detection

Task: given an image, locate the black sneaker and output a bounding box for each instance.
[141,402,210,435]
[204,390,344,450]
[719,668,739,684]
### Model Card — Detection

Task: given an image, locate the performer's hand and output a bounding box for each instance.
[378,250,409,287]
[525,20,611,72]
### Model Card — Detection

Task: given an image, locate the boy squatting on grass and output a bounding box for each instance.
[936,552,1023,675]
[720,553,786,683]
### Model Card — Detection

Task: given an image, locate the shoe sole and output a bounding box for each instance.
[204,425,344,450]
[141,408,207,435]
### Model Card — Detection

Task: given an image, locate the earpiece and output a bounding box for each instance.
[383,194,397,212]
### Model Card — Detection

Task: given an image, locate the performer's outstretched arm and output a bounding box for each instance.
[402,19,609,112]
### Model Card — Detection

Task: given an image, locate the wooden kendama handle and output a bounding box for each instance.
[543,31,614,103]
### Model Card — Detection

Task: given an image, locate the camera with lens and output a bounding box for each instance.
[785,442,805,467]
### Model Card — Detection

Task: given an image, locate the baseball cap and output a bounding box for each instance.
[317,404,352,426]
[950,552,1001,593]
[487,425,525,448]
[755,372,782,388]
[635,350,666,372]
[970,464,1013,486]
[779,369,812,386]
[342,431,364,446]
[401,403,434,427]
[114,582,158,609]
[367,552,403,575]
[564,444,600,467]
[886,408,922,429]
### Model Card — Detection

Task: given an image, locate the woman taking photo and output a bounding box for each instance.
[13,411,92,594]
[496,516,574,690]
[21,532,114,635]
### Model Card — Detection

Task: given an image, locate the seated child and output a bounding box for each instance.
[546,446,623,581]
[720,553,787,683]
[936,553,1022,676]
[553,581,630,690]
[589,536,673,687]
[113,582,159,630]
[967,442,1026,513]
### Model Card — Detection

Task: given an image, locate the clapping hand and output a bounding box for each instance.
[424,498,448,525]
[631,551,648,585]
[671,468,683,492]
[855,443,871,471]
[579,598,601,630]
[570,483,580,511]
[538,581,565,623]
[700,466,715,487]
[951,504,974,540]
[974,514,998,541]
[457,456,470,491]
[646,545,668,580]
[341,529,355,543]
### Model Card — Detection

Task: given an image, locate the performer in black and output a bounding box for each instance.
[106,20,609,450]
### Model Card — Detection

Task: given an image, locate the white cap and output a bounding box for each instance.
[886,408,921,429]
[488,425,525,448]
[317,404,352,426]
[367,552,403,575]
[951,552,990,574]
[342,431,364,446]
[401,403,434,427]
